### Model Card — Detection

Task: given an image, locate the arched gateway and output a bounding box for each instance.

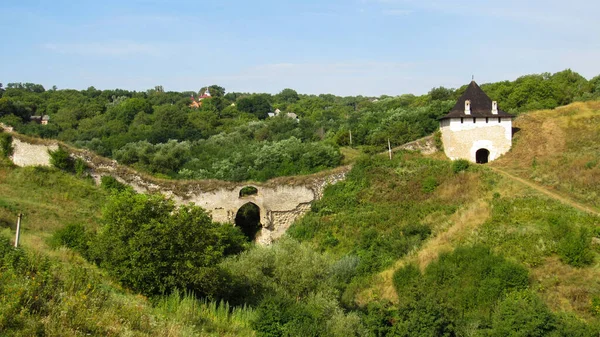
[235,202,262,241]
[475,148,490,164]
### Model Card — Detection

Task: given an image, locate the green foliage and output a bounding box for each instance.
[48,146,73,171]
[49,223,90,254]
[239,186,258,197]
[222,238,367,336]
[592,296,600,316]
[100,175,128,192]
[74,158,87,176]
[421,176,438,193]
[452,159,470,173]
[488,290,556,337]
[0,132,12,158]
[433,130,443,151]
[90,190,247,298]
[289,153,462,275]
[557,227,594,267]
[478,196,599,267]
[0,237,255,336]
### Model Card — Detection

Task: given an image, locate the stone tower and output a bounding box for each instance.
[439,81,515,163]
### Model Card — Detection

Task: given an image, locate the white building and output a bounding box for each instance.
[439,81,515,164]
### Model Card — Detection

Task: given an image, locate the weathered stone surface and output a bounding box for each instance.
[440,117,512,162]
[11,138,58,167]
[9,135,349,244]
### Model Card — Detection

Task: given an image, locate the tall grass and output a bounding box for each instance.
[0,235,255,336]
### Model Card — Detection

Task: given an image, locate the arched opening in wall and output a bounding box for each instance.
[476,148,490,164]
[235,202,261,241]
[239,186,258,198]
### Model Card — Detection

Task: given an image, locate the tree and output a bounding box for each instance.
[237,95,272,119]
[91,190,247,298]
[428,86,453,101]
[276,88,300,104]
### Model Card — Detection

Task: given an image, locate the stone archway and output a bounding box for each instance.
[235,202,262,241]
[476,148,490,164]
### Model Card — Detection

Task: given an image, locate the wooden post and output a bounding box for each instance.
[349,129,353,147]
[14,213,22,248]
[388,138,392,160]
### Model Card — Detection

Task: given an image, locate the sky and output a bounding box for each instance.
[1,0,600,96]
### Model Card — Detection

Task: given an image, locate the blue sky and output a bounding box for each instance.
[1,0,599,96]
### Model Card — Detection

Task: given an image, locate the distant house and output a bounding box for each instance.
[439,81,515,164]
[189,86,212,109]
[30,115,50,125]
[267,109,299,122]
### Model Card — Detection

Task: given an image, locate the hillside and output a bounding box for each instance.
[288,101,600,333]
[493,100,600,210]
[1,101,600,336]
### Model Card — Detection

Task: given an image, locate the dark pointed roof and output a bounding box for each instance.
[440,81,514,120]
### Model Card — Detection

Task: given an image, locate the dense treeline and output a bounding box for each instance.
[1,69,598,180]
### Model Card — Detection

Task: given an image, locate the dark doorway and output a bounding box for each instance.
[476,148,490,164]
[235,203,261,241]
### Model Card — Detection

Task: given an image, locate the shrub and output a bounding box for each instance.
[100,175,127,192]
[90,190,247,298]
[48,147,73,171]
[452,159,470,173]
[392,263,421,294]
[74,158,87,176]
[433,130,443,151]
[49,223,90,255]
[421,176,438,193]
[0,132,13,157]
[488,290,556,337]
[558,227,594,267]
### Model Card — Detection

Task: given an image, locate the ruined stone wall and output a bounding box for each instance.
[9,135,350,244]
[11,138,58,167]
[440,118,512,162]
[394,135,437,155]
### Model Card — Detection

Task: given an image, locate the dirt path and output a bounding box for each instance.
[356,200,491,304]
[488,166,600,216]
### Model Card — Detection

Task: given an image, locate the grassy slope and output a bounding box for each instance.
[293,101,600,323]
[0,159,255,336]
[492,100,600,210]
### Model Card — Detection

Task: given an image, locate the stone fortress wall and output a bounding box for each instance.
[440,117,512,162]
[7,133,349,244]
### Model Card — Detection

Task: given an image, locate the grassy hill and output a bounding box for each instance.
[493,100,600,210]
[1,100,599,335]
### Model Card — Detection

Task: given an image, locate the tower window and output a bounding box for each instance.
[473,118,476,123]
[498,118,501,123]
[486,117,489,123]
[461,118,463,124]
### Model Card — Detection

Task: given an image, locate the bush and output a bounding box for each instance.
[48,147,73,171]
[90,190,248,298]
[74,158,87,176]
[488,290,556,337]
[0,132,13,157]
[100,175,128,192]
[49,223,90,255]
[452,159,470,173]
[433,130,443,151]
[421,176,438,193]
[558,227,594,267]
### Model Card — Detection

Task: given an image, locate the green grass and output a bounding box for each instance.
[494,101,600,209]
[0,160,255,336]
[288,152,481,275]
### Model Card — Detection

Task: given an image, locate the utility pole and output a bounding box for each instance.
[388,138,392,160]
[14,213,22,248]
[349,129,353,147]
